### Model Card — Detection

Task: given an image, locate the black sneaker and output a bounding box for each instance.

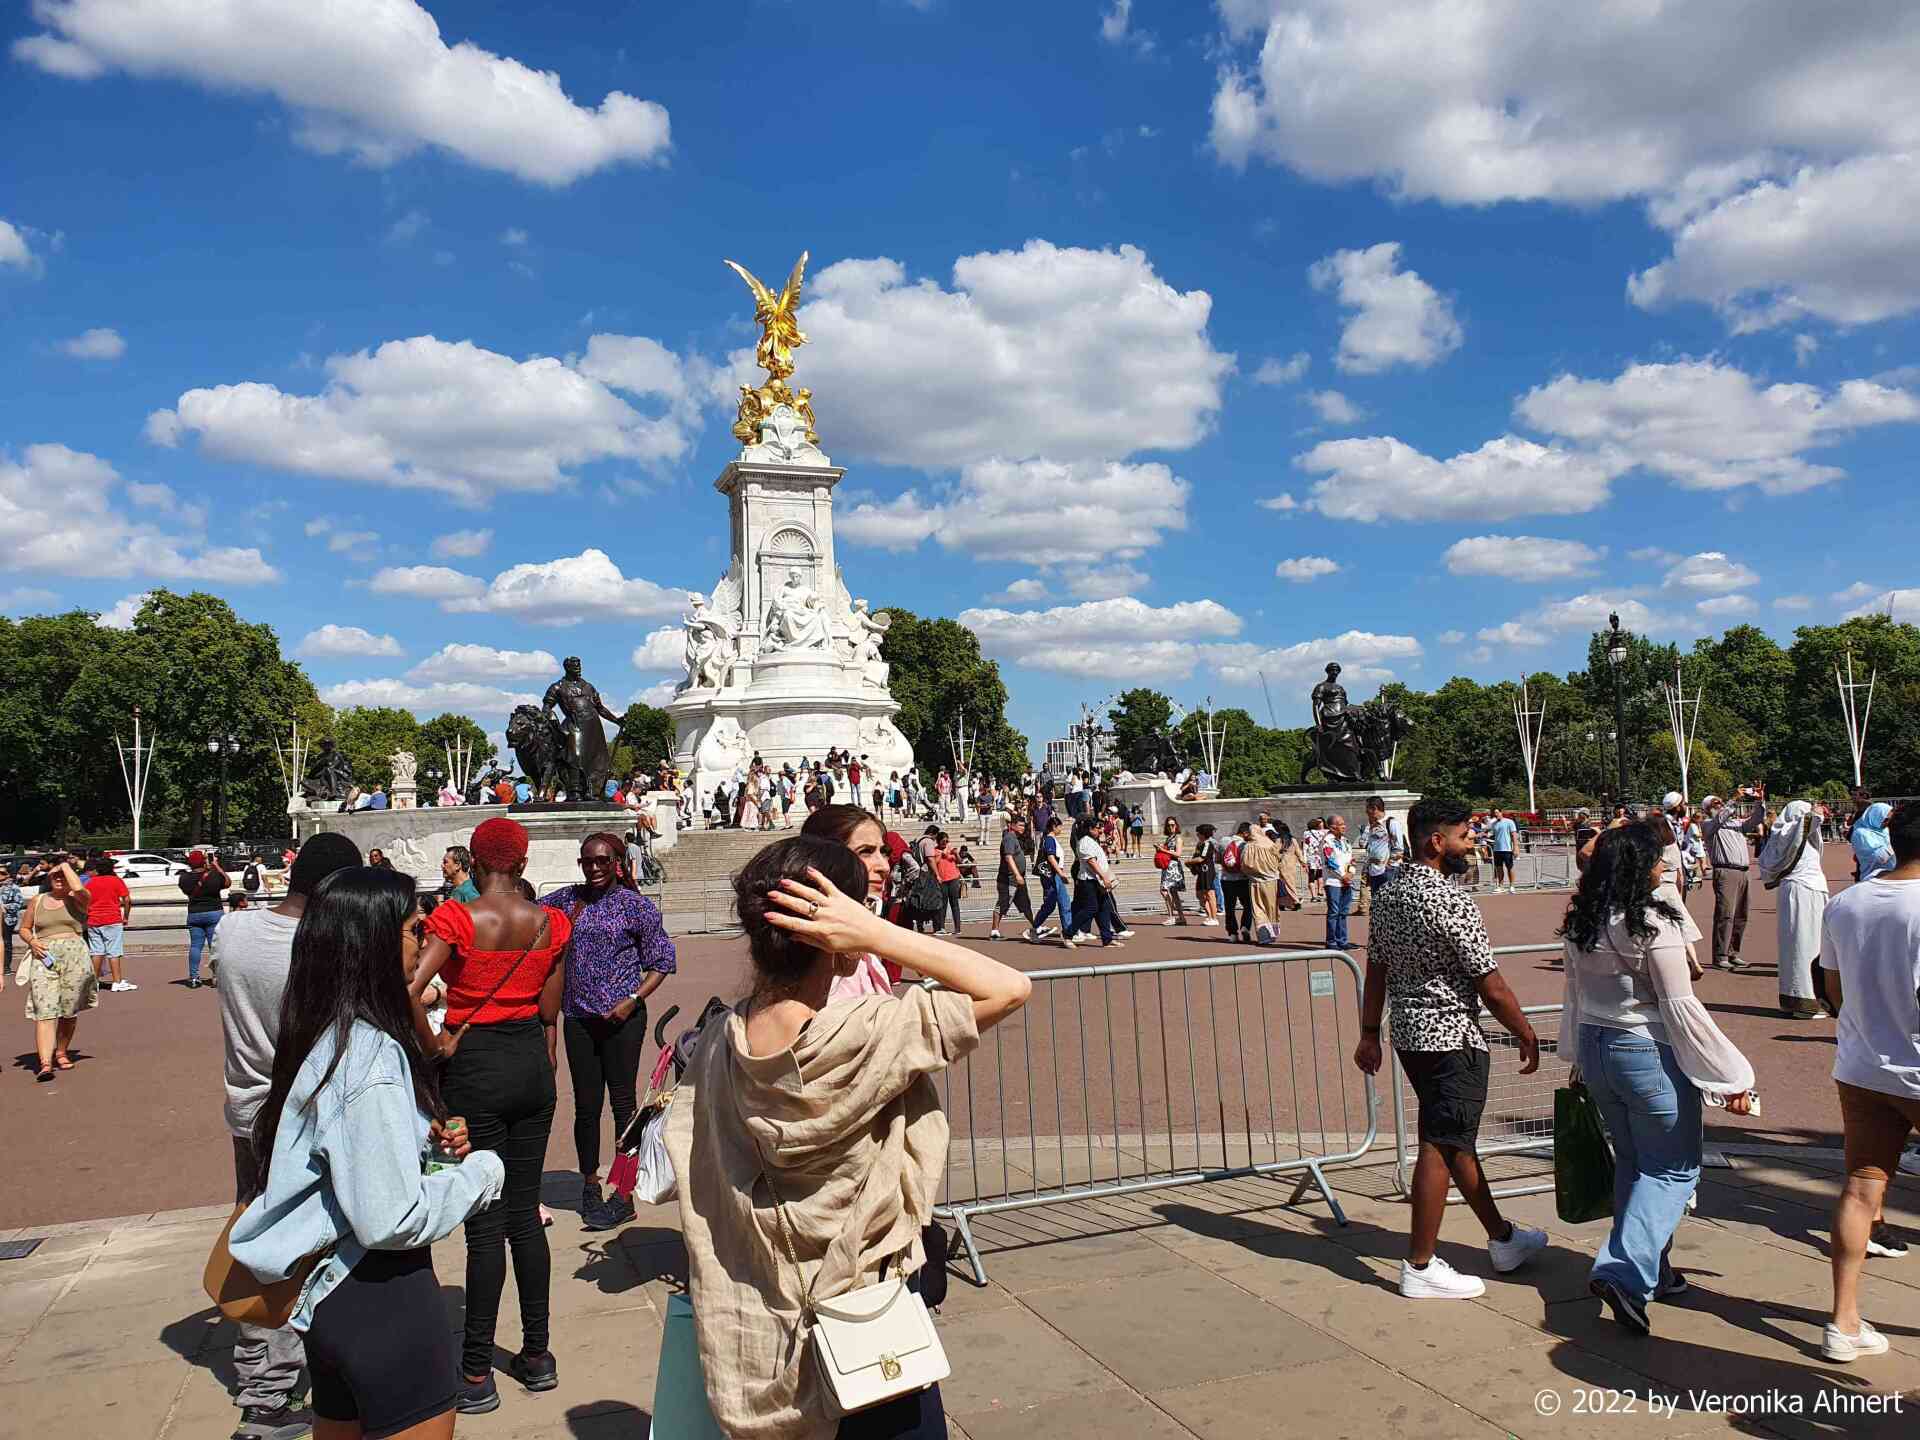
[1653,1267,1690,1301]
[1590,1276,1651,1335]
[582,1192,635,1233]
[231,1403,314,1440]
[510,1349,559,1392]
[1867,1224,1909,1259]
[455,1374,500,1414]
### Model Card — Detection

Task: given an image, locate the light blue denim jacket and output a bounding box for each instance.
[229,1019,505,1332]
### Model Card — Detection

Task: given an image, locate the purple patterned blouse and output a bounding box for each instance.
[539,883,677,1020]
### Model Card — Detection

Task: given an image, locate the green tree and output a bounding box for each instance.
[879,608,1028,780]
[615,703,677,774]
[1107,688,1175,772]
[334,707,420,790]
[1174,707,1307,797]
[415,713,492,798]
[1779,614,1920,793]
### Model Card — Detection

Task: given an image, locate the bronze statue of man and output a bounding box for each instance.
[542,656,620,802]
[302,737,355,801]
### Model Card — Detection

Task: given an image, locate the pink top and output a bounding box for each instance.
[827,952,894,1005]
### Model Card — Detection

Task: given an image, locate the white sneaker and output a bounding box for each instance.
[1202,917,1220,926]
[1114,928,1136,939]
[1488,1224,1548,1273]
[1822,1319,1890,1362]
[989,929,1001,941]
[1020,929,1036,942]
[1399,1255,1485,1300]
[1161,918,1178,927]
[113,980,138,992]
[1033,925,1056,939]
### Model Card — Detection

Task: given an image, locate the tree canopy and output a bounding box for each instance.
[879,607,1028,781]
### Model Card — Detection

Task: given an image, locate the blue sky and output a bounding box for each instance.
[4,0,1917,758]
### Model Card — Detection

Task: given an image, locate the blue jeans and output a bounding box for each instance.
[186,911,221,980]
[1578,1024,1702,1302]
[1069,879,1114,943]
[1324,884,1351,949]
[1032,875,1072,932]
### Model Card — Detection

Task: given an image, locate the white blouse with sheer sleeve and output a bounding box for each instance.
[1562,909,1754,1097]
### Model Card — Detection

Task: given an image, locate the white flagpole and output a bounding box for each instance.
[115,706,157,851]
[1662,660,1704,802]
[1512,680,1546,815]
[1835,649,1876,788]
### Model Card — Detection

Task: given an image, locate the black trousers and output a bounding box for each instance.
[563,1009,647,1178]
[941,878,963,932]
[1222,877,1252,934]
[441,1020,557,1377]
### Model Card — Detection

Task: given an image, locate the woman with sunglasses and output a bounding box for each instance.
[539,832,676,1233]
[410,817,572,1413]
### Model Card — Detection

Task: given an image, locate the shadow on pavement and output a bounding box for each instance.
[1154,1201,1399,1291]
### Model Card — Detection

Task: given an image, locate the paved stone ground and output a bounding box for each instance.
[3,1146,1917,1439]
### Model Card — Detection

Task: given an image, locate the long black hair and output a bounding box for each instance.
[250,866,442,1190]
[1559,822,1683,953]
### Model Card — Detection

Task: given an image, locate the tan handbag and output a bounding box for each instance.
[202,1203,331,1328]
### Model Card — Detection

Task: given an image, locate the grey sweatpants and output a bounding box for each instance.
[1710,866,1749,966]
[231,1137,306,1409]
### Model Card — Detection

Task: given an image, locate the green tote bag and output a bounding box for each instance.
[1554,1082,1616,1224]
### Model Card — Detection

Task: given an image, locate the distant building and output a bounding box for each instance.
[1044,723,1114,777]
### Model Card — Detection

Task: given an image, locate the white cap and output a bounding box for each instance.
[1701,794,1722,810]
[1661,790,1684,810]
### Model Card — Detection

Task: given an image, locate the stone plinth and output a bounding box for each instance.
[294,799,678,893]
[1109,779,1420,844]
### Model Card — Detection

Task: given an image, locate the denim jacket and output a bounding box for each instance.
[229,1019,504,1332]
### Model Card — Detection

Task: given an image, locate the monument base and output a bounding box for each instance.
[1109,777,1419,843]
[294,801,676,893]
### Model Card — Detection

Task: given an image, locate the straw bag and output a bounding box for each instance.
[769,1179,949,1416]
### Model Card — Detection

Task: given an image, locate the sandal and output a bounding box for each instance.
[52,1052,74,1070]
[35,1065,55,1083]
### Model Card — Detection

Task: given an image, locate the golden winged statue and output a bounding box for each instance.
[724,250,819,446]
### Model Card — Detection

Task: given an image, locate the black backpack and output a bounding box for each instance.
[243,863,262,893]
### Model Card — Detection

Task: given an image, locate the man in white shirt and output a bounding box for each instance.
[1362,796,1406,896]
[1321,815,1354,950]
[1820,800,1920,1362]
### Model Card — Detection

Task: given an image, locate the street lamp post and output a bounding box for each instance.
[1605,613,1629,806]
[207,733,238,846]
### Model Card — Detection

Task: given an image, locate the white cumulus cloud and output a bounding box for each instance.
[630,626,684,672]
[1696,595,1756,617]
[1253,352,1310,386]
[406,643,560,683]
[1305,389,1364,425]
[296,624,402,658]
[1477,620,1550,647]
[1308,243,1462,374]
[0,219,42,272]
[1772,595,1812,612]
[1204,630,1422,689]
[751,242,1231,469]
[1843,588,1920,622]
[959,596,1243,680]
[430,528,493,560]
[0,443,278,584]
[367,565,484,601]
[57,326,125,359]
[319,677,543,718]
[1663,551,1759,594]
[443,548,684,628]
[1275,555,1340,583]
[93,592,151,629]
[1296,435,1624,523]
[1516,360,1920,495]
[1444,535,1603,581]
[149,333,701,502]
[14,0,670,186]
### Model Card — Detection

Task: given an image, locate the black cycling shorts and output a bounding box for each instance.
[306,1247,457,1439]
[1397,1045,1492,1153]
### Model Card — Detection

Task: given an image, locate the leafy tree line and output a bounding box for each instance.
[1107,616,1919,808]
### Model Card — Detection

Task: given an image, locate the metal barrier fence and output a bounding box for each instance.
[933,948,1378,1286]
[1389,942,1566,1201]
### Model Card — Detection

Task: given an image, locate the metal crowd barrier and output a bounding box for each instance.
[1389,943,1567,1201]
[932,948,1378,1286]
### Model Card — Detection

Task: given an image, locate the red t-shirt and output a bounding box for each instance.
[425,900,573,1026]
[85,874,130,927]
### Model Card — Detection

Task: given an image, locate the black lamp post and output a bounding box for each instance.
[207,733,238,846]
[1604,612,1629,805]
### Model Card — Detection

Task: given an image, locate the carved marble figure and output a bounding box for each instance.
[681,592,737,691]
[762,568,832,651]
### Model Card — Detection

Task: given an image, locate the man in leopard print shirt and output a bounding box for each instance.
[1355,795,1545,1301]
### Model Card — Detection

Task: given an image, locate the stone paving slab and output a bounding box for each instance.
[1,1150,1916,1440]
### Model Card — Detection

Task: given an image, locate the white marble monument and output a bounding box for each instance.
[665,251,916,800]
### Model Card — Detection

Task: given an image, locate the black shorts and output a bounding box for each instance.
[1491,851,1515,873]
[1397,1045,1492,1152]
[306,1247,457,1439]
[996,874,1031,913]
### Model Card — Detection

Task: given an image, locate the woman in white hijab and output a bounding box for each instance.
[1758,800,1829,1018]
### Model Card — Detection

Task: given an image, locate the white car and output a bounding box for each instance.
[115,852,190,882]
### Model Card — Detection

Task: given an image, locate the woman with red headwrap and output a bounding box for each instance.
[411,816,573,1413]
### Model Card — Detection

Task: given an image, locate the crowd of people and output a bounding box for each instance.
[1356,790,1920,1372]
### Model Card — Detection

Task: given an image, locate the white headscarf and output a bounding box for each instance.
[1759,799,1813,877]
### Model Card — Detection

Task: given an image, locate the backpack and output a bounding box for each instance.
[1221,838,1244,873]
[243,863,262,893]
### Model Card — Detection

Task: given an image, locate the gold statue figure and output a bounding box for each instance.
[724,251,819,447]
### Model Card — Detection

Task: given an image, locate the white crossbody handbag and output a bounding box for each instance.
[768,1177,950,1416]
